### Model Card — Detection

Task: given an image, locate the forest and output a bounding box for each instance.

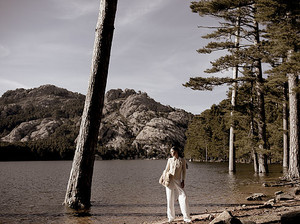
[184,0,300,178]
[184,82,284,163]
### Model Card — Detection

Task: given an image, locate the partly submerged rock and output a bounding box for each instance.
[246,193,266,201]
[209,210,242,224]
[261,199,275,208]
[276,193,294,201]
[293,187,300,196]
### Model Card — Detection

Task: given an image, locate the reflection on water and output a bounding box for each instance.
[0,161,285,223]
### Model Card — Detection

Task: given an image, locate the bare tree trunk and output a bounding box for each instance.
[253,151,259,173]
[253,17,268,173]
[254,63,268,173]
[251,119,259,173]
[205,143,208,162]
[229,14,241,173]
[249,81,259,172]
[283,81,289,172]
[249,81,259,173]
[287,50,300,179]
[64,0,118,209]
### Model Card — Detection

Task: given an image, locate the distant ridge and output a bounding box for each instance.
[0,85,193,160]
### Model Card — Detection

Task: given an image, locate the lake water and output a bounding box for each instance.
[0,160,285,223]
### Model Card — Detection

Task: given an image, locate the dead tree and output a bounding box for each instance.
[64,0,118,209]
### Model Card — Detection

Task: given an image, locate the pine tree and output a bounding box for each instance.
[229,11,241,173]
[185,0,269,172]
[263,72,289,171]
[186,0,246,172]
[256,0,300,179]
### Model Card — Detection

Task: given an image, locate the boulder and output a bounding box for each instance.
[276,193,294,201]
[261,199,275,208]
[209,210,242,224]
[262,183,269,187]
[275,191,283,195]
[293,187,300,195]
[281,211,300,224]
[246,193,266,201]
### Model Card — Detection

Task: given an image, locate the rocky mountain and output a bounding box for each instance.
[99,89,193,159]
[0,85,84,141]
[0,85,193,160]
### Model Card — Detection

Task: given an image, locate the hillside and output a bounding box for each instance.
[0,85,193,160]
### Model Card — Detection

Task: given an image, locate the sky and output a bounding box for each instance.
[0,0,230,114]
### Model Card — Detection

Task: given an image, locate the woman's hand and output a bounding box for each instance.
[181,180,185,188]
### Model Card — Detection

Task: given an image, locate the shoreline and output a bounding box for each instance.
[148,186,300,224]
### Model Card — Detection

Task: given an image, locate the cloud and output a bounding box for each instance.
[116,0,171,26]
[0,0,230,114]
[0,79,29,96]
[49,0,98,20]
[0,45,10,58]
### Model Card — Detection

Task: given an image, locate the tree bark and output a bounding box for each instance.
[64,0,118,209]
[254,63,268,173]
[287,49,300,179]
[283,81,289,172]
[253,151,259,173]
[229,14,241,173]
[249,81,259,173]
[253,17,268,173]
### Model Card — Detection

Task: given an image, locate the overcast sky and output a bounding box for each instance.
[0,0,229,114]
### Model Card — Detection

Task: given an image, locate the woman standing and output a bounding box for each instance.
[164,147,191,223]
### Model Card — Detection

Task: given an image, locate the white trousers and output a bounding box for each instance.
[165,179,191,222]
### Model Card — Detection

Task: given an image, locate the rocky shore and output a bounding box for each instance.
[149,184,300,224]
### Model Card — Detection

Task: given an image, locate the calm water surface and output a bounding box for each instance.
[0,160,285,223]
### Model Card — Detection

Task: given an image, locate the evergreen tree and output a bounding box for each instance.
[185,0,269,172]
[185,103,229,161]
[257,0,300,178]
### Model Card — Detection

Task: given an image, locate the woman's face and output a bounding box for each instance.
[170,149,178,157]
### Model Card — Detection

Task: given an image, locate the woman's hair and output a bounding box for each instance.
[171,146,179,153]
[171,145,183,158]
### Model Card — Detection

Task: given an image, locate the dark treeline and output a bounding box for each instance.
[0,123,79,161]
[185,77,284,163]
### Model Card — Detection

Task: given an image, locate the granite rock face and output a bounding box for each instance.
[99,89,193,159]
[1,118,64,142]
[0,85,84,144]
